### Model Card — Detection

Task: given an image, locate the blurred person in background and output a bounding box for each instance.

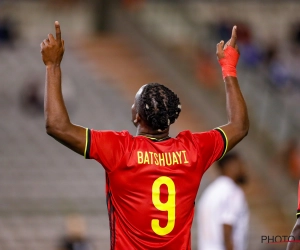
[284,139,300,180]
[286,181,300,250]
[0,16,16,49]
[236,22,262,69]
[275,138,300,181]
[262,42,292,92]
[40,22,248,249]
[197,152,249,250]
[20,77,44,116]
[285,22,300,90]
[57,214,94,250]
[216,20,232,43]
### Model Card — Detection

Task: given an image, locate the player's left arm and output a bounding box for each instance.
[216,26,249,153]
[41,21,86,156]
[287,218,300,250]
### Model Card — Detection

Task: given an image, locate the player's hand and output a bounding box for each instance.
[217,26,240,79]
[40,21,65,66]
[216,25,239,60]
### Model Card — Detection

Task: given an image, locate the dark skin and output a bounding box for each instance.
[287,218,300,250]
[41,22,248,157]
[224,224,234,250]
[222,157,248,185]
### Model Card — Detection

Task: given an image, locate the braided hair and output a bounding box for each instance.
[137,83,181,131]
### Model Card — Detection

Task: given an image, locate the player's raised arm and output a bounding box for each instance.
[41,21,86,155]
[216,26,249,152]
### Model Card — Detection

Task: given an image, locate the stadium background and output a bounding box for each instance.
[1,0,300,249]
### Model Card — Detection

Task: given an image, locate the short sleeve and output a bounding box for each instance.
[84,129,131,173]
[192,128,228,171]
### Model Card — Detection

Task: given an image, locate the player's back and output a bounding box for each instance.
[110,133,201,249]
[86,128,226,249]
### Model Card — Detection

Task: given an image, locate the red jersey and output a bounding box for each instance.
[297,181,300,218]
[85,128,227,250]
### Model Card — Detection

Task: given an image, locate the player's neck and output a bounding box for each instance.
[137,126,170,140]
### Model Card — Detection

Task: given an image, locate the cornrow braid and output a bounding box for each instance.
[137,83,181,131]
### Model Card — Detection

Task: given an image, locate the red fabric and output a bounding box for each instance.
[298,181,300,211]
[218,46,239,79]
[87,129,225,249]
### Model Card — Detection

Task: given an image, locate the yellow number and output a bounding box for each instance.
[151,176,176,236]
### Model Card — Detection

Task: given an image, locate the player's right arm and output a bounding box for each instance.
[216,26,249,152]
[287,218,300,250]
[41,21,86,156]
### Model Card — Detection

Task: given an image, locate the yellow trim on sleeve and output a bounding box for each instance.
[296,212,300,218]
[216,127,228,160]
[84,128,88,159]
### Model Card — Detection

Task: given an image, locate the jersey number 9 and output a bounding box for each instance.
[151,176,176,236]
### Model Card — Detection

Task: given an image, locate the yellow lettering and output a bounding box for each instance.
[176,151,182,164]
[154,153,159,165]
[149,152,154,164]
[138,151,188,166]
[172,152,179,165]
[182,150,189,164]
[159,153,165,166]
[165,152,172,166]
[144,151,150,164]
[137,151,143,164]
[151,176,176,235]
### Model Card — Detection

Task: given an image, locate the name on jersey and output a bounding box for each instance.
[137,150,189,166]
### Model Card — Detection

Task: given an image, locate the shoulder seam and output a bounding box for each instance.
[84,128,91,159]
[214,127,228,160]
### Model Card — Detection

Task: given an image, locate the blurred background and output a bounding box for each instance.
[1,0,300,249]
